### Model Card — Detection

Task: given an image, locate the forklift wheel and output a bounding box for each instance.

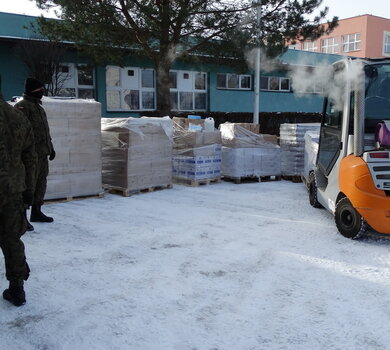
[309,172,322,208]
[335,197,368,239]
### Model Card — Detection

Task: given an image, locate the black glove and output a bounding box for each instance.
[22,191,34,206]
[49,149,56,161]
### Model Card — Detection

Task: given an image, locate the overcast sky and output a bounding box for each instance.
[0,0,389,20]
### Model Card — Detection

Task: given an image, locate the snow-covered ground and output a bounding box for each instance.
[1,180,390,350]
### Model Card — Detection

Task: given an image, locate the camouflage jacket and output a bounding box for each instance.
[0,93,37,197]
[15,94,54,157]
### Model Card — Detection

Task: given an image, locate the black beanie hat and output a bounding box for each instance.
[25,77,44,94]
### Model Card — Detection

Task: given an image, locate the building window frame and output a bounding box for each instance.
[293,80,324,95]
[216,73,252,90]
[302,40,318,52]
[105,66,156,111]
[342,33,361,52]
[383,31,390,56]
[321,37,339,54]
[260,76,291,92]
[52,63,95,99]
[288,43,299,50]
[170,70,207,112]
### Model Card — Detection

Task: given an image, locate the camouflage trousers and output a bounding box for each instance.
[0,194,29,285]
[33,156,49,206]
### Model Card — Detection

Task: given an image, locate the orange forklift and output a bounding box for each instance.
[309,58,390,239]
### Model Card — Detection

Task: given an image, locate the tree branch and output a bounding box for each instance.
[178,27,236,56]
[261,0,287,19]
[188,4,254,16]
[117,0,157,60]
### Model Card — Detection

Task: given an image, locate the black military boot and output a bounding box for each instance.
[30,205,54,223]
[3,284,26,306]
[24,210,34,231]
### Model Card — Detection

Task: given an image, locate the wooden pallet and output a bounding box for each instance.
[104,184,173,197]
[44,192,104,203]
[223,175,281,184]
[173,177,221,187]
[282,175,303,183]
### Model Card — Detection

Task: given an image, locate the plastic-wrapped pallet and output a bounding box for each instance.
[221,148,281,178]
[280,123,320,177]
[303,130,320,182]
[219,122,281,178]
[219,122,273,148]
[43,97,103,200]
[172,117,221,181]
[101,117,173,191]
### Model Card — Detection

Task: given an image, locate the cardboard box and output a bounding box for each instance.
[173,117,205,130]
[234,123,260,134]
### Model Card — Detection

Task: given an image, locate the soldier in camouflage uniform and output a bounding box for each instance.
[0,80,37,306]
[15,78,56,230]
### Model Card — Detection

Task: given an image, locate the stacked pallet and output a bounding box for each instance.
[43,98,103,200]
[101,117,173,194]
[172,117,222,183]
[219,122,281,180]
[280,123,321,178]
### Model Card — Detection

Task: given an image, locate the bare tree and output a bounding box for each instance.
[14,39,69,96]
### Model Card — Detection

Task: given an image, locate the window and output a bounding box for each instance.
[179,92,193,110]
[342,33,361,52]
[142,91,155,109]
[195,72,206,90]
[228,74,239,88]
[51,63,95,99]
[195,93,206,110]
[313,82,324,94]
[105,66,155,111]
[302,40,318,52]
[260,76,268,90]
[77,65,94,98]
[170,91,178,110]
[216,73,252,90]
[288,43,299,50]
[170,70,207,111]
[291,66,326,95]
[141,69,154,88]
[324,101,342,128]
[124,90,139,110]
[321,37,339,54]
[217,74,227,88]
[293,80,324,95]
[260,76,290,92]
[318,100,343,175]
[240,76,251,89]
[384,31,390,55]
[169,72,177,89]
[280,78,290,91]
